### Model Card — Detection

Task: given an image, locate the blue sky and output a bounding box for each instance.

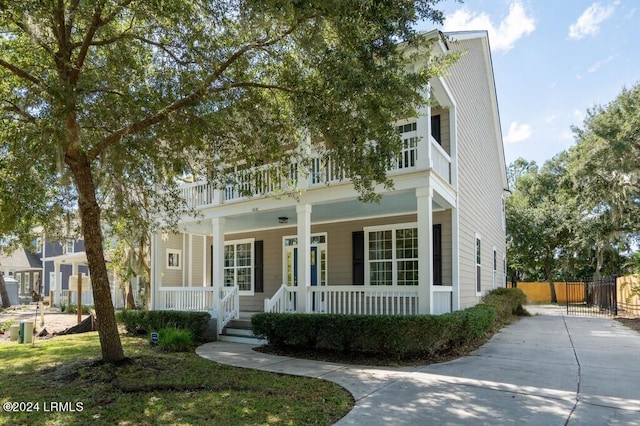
[418,0,639,166]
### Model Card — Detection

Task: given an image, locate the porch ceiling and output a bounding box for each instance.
[178,190,444,235]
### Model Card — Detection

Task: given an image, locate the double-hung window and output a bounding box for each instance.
[367,225,418,286]
[224,239,254,295]
[475,234,482,294]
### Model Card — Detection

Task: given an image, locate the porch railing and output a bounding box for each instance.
[432,286,453,314]
[306,286,419,315]
[156,286,215,311]
[179,141,428,207]
[431,136,451,184]
[264,284,298,313]
[219,286,240,334]
[179,181,219,207]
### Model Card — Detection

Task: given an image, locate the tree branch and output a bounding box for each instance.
[70,6,103,85]
[1,101,37,124]
[87,20,305,161]
[132,36,193,66]
[0,59,43,87]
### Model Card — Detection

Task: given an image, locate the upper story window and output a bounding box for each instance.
[475,234,482,294]
[397,122,417,169]
[65,240,75,254]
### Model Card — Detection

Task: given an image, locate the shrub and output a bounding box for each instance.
[156,328,194,352]
[252,304,498,360]
[481,287,528,326]
[65,304,93,315]
[116,310,211,339]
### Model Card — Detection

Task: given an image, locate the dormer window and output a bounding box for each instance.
[65,240,75,254]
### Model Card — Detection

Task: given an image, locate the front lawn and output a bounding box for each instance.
[0,333,353,425]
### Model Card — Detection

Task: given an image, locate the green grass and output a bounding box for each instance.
[0,333,353,425]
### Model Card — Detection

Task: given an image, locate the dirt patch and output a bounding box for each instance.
[616,317,640,335]
[0,305,91,343]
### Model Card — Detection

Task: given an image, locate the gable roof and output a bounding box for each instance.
[0,248,42,269]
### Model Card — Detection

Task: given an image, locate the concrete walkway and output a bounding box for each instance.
[196,305,640,425]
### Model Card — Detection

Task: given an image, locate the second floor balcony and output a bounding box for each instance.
[179,130,452,209]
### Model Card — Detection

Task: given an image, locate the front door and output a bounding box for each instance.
[284,235,327,311]
[287,246,322,287]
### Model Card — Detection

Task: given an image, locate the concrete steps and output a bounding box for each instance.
[219,318,266,345]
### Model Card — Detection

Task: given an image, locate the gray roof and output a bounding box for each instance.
[0,249,42,269]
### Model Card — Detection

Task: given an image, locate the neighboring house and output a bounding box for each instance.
[149,30,508,336]
[41,237,89,297]
[0,247,42,298]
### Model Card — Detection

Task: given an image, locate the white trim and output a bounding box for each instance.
[189,233,193,287]
[475,233,482,296]
[281,233,328,288]
[224,238,255,296]
[182,234,186,287]
[166,249,182,270]
[202,235,207,287]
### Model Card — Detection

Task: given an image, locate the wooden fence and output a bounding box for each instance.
[506,281,584,303]
[617,275,640,316]
[508,276,640,317]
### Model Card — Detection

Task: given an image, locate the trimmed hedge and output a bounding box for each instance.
[481,287,528,325]
[252,304,497,359]
[252,289,528,360]
[116,310,211,339]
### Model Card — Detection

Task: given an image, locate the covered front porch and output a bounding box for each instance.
[151,178,459,335]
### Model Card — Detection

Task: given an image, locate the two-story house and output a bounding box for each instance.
[149,30,508,336]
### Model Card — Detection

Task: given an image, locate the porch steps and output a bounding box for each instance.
[219,319,266,346]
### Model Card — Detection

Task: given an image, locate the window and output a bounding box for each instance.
[397,122,417,169]
[475,234,482,294]
[431,115,441,144]
[65,240,74,254]
[493,247,498,289]
[224,239,254,294]
[366,225,418,286]
[35,237,42,253]
[166,249,182,269]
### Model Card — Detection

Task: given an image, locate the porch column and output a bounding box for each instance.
[416,85,431,171]
[296,204,312,313]
[211,218,226,317]
[417,186,433,314]
[150,232,161,310]
[451,206,460,311]
[52,261,60,292]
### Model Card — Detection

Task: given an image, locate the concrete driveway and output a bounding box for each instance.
[196,305,640,425]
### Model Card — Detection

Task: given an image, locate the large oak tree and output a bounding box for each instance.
[0,1,455,362]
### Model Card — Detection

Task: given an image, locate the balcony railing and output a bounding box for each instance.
[179,139,451,208]
[431,136,451,184]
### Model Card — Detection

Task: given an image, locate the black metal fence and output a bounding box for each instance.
[566,277,617,317]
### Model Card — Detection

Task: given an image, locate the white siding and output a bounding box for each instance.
[444,37,507,308]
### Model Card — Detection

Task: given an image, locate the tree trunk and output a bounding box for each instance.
[66,152,125,363]
[0,272,11,308]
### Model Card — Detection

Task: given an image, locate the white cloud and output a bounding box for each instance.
[560,130,574,141]
[573,109,585,122]
[587,55,615,73]
[504,121,532,144]
[568,3,615,40]
[444,1,535,52]
[545,114,558,123]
